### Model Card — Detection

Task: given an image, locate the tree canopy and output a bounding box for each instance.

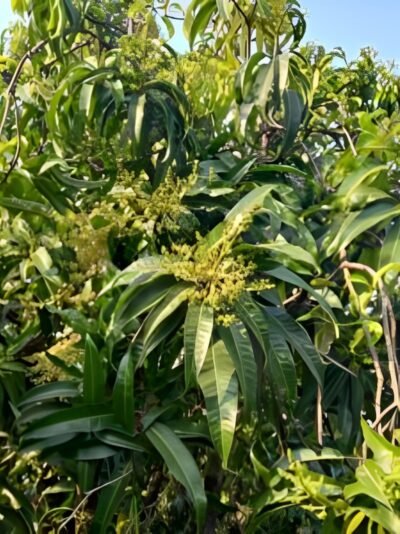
[1,1,400,532]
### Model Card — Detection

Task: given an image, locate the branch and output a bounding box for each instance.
[44,40,91,69]
[82,28,113,50]
[231,0,252,59]
[339,256,400,427]
[0,39,47,137]
[57,468,133,533]
[84,14,124,36]
[339,252,384,432]
[1,95,21,184]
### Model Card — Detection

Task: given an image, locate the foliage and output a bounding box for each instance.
[1,0,400,532]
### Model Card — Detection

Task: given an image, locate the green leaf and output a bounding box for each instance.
[112,352,134,431]
[263,307,325,387]
[22,405,115,440]
[218,323,257,416]
[265,266,338,335]
[361,418,400,473]
[184,301,214,379]
[236,238,319,273]
[336,163,387,197]
[344,460,392,509]
[146,422,207,528]
[89,466,132,534]
[188,0,215,48]
[83,335,104,404]
[96,429,149,453]
[324,201,400,258]
[251,164,309,179]
[280,89,304,156]
[142,284,191,352]
[264,320,297,403]
[110,275,176,334]
[380,220,400,268]
[18,381,80,407]
[198,340,238,468]
[0,196,52,217]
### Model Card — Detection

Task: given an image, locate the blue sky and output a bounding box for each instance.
[0,0,399,63]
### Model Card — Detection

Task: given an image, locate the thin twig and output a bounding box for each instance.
[44,40,91,68]
[300,142,322,183]
[339,252,384,431]
[371,401,397,429]
[0,39,47,137]
[364,327,384,433]
[1,94,21,183]
[341,126,357,156]
[339,256,400,431]
[57,468,133,533]
[231,0,252,59]
[316,386,323,445]
[283,289,303,306]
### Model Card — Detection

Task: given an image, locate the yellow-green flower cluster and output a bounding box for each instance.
[118,35,175,89]
[161,215,273,315]
[27,332,83,384]
[110,167,196,234]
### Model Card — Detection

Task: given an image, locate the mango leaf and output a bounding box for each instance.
[198,339,238,468]
[99,256,163,294]
[263,306,325,387]
[279,89,304,156]
[109,275,176,334]
[18,381,80,407]
[112,352,134,431]
[83,335,104,404]
[0,196,53,217]
[142,284,191,350]
[187,0,215,48]
[361,418,400,473]
[89,465,132,534]
[344,460,392,509]
[146,422,207,528]
[218,322,257,416]
[336,163,387,197]
[96,429,149,453]
[265,266,338,335]
[324,201,400,258]
[184,301,214,379]
[236,239,319,274]
[355,505,400,534]
[264,321,297,403]
[22,405,115,440]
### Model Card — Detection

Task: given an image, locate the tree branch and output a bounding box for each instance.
[231,0,252,59]
[0,39,47,137]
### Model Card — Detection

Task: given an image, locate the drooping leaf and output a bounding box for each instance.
[262,306,325,387]
[83,335,104,404]
[22,405,115,440]
[146,422,207,528]
[218,322,257,416]
[198,339,238,468]
[184,301,214,380]
[112,351,134,431]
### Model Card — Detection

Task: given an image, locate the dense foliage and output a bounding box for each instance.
[1,0,400,532]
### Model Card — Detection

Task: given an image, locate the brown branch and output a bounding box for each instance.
[371,401,397,430]
[339,252,385,430]
[231,0,252,59]
[339,256,400,431]
[44,40,91,69]
[1,95,21,183]
[0,39,47,137]
[82,28,113,50]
